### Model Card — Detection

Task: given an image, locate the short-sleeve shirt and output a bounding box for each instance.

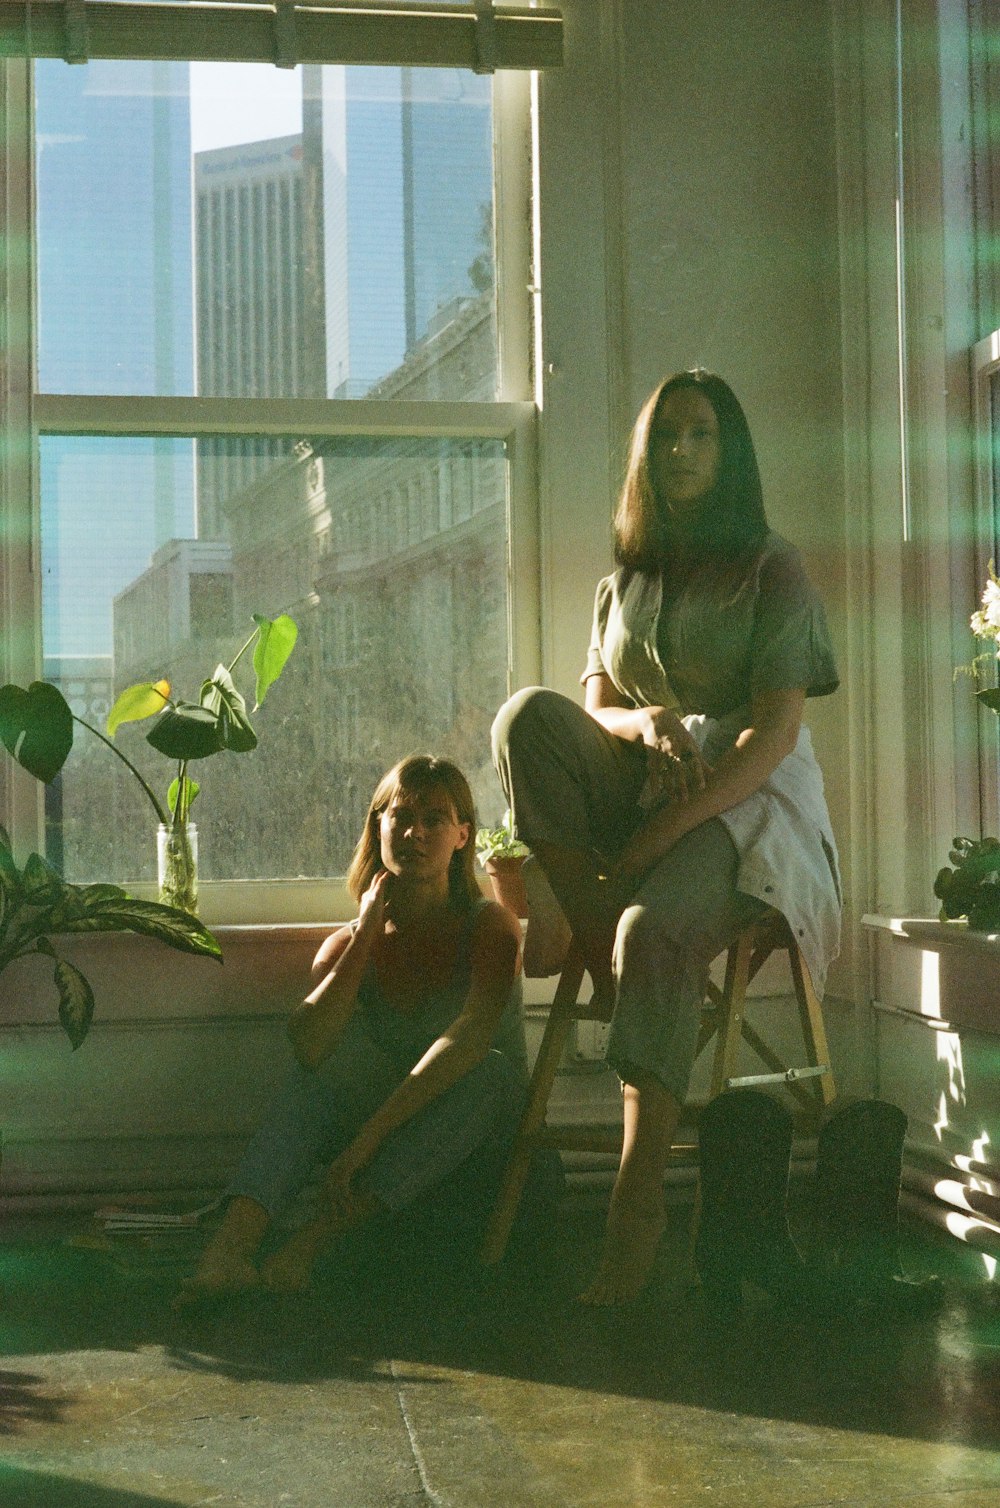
[581,531,838,719]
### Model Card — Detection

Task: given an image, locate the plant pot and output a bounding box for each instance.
[483,855,528,919]
[157,821,199,915]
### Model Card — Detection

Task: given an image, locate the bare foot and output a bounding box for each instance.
[578,1183,667,1306]
[173,1252,260,1309]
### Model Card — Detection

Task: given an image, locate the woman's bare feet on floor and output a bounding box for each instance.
[577,1179,667,1306]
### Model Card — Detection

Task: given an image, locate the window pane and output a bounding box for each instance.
[34,60,497,400]
[41,433,510,883]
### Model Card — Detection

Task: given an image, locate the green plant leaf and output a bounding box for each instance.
[252,613,298,710]
[167,775,200,816]
[0,681,73,783]
[976,688,1000,713]
[200,666,257,753]
[21,851,66,906]
[146,702,222,760]
[106,680,171,737]
[0,823,11,854]
[53,897,223,961]
[52,957,95,1049]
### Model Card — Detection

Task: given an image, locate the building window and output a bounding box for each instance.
[7,56,534,906]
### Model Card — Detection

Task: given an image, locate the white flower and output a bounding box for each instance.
[972,609,992,638]
[982,579,1000,630]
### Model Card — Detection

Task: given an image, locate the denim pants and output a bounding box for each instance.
[225,1012,525,1217]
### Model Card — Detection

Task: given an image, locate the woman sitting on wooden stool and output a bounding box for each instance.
[179,754,524,1302]
[492,369,842,1306]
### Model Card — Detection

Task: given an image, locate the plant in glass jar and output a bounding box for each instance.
[0,612,297,914]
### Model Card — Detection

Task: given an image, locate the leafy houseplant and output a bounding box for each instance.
[475,809,529,919]
[0,613,297,914]
[0,823,221,1048]
[934,837,1000,934]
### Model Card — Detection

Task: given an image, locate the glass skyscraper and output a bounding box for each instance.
[35,58,196,660]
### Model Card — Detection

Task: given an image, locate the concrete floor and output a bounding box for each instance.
[0,1177,999,1508]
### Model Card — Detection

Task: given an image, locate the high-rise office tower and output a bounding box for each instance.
[303,65,494,399]
[194,134,307,540]
[35,59,196,660]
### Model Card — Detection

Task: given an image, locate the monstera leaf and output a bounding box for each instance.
[200,666,257,753]
[0,682,73,783]
[252,613,298,710]
[146,701,223,760]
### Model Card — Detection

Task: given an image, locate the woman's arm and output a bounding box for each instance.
[614,685,806,881]
[585,671,684,746]
[286,870,389,1069]
[585,672,708,801]
[322,902,521,1206]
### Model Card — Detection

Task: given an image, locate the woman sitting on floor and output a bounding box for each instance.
[180,754,524,1300]
[492,368,842,1306]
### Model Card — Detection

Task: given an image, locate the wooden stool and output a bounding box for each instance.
[481,907,836,1265]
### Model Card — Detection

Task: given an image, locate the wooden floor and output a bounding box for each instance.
[0,1180,998,1508]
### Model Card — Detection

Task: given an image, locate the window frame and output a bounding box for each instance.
[0,56,539,922]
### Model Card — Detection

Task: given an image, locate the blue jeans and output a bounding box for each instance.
[225,1013,526,1216]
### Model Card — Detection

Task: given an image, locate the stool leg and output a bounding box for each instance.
[481,950,586,1265]
[787,940,836,1109]
[709,926,754,1097]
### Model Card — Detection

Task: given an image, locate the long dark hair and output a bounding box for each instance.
[345,753,480,909]
[613,369,768,573]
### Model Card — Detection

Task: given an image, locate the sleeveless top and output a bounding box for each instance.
[352,894,526,1074]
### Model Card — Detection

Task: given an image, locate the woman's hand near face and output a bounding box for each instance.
[356,867,390,938]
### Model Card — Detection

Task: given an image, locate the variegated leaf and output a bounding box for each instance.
[53,957,95,1050]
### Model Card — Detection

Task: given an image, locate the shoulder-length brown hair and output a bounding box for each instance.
[345,753,481,910]
[613,369,769,573]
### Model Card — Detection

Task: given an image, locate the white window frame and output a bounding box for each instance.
[0,57,539,923]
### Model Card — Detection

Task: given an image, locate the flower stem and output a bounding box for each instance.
[71,714,169,825]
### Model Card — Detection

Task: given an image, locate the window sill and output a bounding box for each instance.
[122,878,356,927]
[862,913,1000,1034]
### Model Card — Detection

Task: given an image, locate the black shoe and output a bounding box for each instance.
[809,1098,944,1318]
[695,1088,813,1314]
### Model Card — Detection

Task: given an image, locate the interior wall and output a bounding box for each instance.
[537,0,854,996]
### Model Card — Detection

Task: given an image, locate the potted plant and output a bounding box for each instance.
[0,612,297,914]
[0,822,220,1049]
[475,810,530,919]
[934,838,1000,933]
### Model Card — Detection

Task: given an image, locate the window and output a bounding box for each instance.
[3,50,537,915]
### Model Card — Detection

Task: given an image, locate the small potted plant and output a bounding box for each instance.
[0,822,221,1049]
[475,809,529,919]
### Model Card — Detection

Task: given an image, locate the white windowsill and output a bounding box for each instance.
[862,913,1000,1035]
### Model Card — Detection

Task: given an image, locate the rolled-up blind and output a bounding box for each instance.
[0,0,563,71]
